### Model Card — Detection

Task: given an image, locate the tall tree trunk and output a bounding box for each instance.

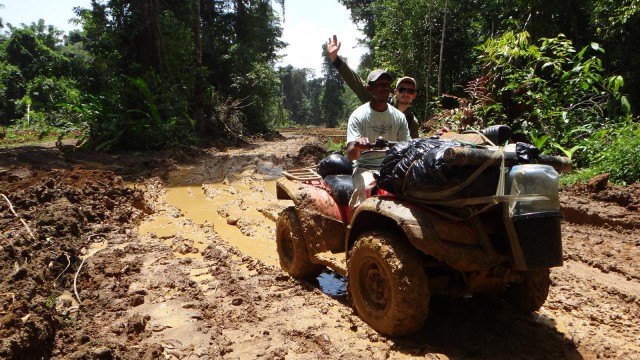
[437,0,448,97]
[130,0,164,74]
[235,0,247,43]
[425,0,434,117]
[194,0,204,133]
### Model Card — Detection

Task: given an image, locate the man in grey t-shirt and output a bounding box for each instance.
[346,69,410,208]
[328,35,421,138]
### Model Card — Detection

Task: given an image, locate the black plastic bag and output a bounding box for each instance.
[378,139,443,194]
[323,174,354,206]
[515,142,540,163]
[379,139,499,200]
[318,154,353,177]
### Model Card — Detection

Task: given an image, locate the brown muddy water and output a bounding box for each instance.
[139,166,347,297]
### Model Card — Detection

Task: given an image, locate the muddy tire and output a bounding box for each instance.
[505,268,552,313]
[276,207,323,280]
[348,230,429,337]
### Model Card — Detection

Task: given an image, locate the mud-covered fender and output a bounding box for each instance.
[346,197,504,272]
[276,177,346,253]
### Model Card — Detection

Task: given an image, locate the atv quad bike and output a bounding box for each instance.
[275,127,570,337]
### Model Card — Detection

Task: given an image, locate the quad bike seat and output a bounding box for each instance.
[323,174,354,206]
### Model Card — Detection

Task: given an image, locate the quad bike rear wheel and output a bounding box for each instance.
[348,230,429,337]
[505,268,552,313]
[276,207,323,279]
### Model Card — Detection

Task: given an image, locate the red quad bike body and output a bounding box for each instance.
[275,133,570,337]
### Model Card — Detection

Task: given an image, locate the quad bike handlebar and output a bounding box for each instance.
[359,137,398,154]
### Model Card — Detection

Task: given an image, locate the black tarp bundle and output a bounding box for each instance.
[323,174,354,205]
[378,139,500,200]
[317,154,355,205]
[318,153,352,177]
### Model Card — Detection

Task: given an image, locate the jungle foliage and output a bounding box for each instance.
[335,0,639,183]
[0,0,639,182]
[1,0,288,150]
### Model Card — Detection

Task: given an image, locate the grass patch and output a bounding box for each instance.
[0,129,82,147]
[559,167,603,187]
[325,138,346,154]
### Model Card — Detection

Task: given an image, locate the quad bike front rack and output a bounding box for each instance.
[282,167,322,182]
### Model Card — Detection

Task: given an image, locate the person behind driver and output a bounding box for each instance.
[346,69,410,209]
[327,35,420,139]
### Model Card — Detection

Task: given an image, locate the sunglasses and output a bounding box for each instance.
[398,87,416,94]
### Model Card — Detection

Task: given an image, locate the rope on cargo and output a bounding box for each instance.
[397,132,551,220]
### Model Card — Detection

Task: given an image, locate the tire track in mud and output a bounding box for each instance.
[10,135,639,358]
[546,260,640,359]
[135,133,640,359]
[9,131,631,359]
[548,190,640,359]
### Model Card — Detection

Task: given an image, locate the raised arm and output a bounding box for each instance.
[326,35,370,104]
[327,34,341,63]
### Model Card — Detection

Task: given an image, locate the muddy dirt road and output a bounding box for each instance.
[1,130,639,359]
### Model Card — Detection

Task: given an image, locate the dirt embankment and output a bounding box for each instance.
[1,132,639,360]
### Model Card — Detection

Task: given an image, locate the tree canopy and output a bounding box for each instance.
[1,0,289,149]
[0,0,638,182]
[338,0,639,116]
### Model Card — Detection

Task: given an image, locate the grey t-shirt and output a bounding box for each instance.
[346,103,410,170]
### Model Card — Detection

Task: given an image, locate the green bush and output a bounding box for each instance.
[586,120,640,185]
[559,168,602,187]
[230,62,283,133]
[324,139,345,154]
[0,63,26,123]
[475,31,630,163]
[83,76,197,151]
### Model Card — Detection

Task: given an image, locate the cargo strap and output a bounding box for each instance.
[400,136,550,221]
[400,142,501,200]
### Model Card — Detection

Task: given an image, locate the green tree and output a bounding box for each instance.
[72,0,286,149]
[0,22,89,130]
[0,63,25,123]
[203,0,285,134]
[307,77,324,125]
[279,65,314,124]
[319,45,345,128]
[590,0,640,113]
[4,26,62,81]
[474,32,630,157]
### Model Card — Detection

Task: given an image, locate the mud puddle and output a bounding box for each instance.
[143,168,280,266]
[317,272,347,297]
[140,162,349,297]
[3,131,640,359]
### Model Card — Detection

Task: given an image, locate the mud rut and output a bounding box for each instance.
[0,131,639,359]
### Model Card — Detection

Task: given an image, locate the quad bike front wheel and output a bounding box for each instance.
[276,207,323,280]
[348,230,429,337]
[505,268,552,313]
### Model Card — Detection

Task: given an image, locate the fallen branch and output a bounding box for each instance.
[73,257,87,304]
[1,194,36,240]
[73,243,105,303]
[87,234,107,242]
